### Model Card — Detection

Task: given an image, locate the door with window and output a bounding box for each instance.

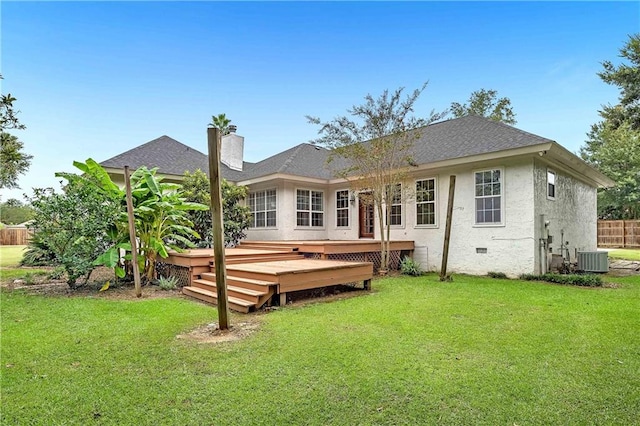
[358,193,374,238]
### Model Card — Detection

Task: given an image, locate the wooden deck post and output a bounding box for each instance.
[207,127,230,330]
[440,175,456,281]
[124,166,142,298]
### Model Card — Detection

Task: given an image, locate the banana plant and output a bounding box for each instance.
[64,160,208,282]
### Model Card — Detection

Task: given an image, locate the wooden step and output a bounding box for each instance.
[223,254,304,264]
[182,286,254,313]
[200,273,276,292]
[192,279,269,304]
[237,244,298,252]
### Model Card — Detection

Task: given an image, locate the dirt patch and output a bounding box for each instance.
[176,318,263,344]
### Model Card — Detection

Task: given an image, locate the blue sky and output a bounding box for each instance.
[1,1,638,201]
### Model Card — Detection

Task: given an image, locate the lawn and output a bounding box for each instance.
[608,248,640,261]
[0,245,27,267]
[2,274,639,425]
[0,245,49,283]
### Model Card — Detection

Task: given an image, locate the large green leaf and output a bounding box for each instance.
[93,247,120,268]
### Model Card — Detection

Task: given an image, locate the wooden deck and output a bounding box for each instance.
[240,240,415,256]
[172,240,414,313]
[173,244,377,313]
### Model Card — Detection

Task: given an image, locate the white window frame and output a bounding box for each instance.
[547,169,556,200]
[248,189,277,229]
[415,177,438,228]
[385,183,403,228]
[473,168,505,227]
[335,189,350,228]
[296,188,324,228]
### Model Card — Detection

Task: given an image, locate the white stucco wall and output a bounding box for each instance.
[244,180,331,241]
[532,159,598,269]
[382,159,537,277]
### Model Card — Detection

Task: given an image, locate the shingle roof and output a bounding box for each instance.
[101,117,556,183]
[407,115,554,164]
[236,143,335,180]
[100,135,210,176]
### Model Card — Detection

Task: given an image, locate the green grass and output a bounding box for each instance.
[0,245,27,267]
[608,248,640,261]
[2,274,639,425]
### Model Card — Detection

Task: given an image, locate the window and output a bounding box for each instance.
[416,178,436,226]
[336,190,349,227]
[474,169,502,225]
[248,189,276,228]
[385,183,402,226]
[297,189,324,227]
[547,169,556,199]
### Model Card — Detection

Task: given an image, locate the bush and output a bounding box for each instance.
[488,271,508,279]
[158,275,178,291]
[400,256,424,276]
[519,273,603,287]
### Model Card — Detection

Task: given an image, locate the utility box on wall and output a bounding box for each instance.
[577,251,609,273]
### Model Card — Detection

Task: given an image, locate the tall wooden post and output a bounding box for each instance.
[124,166,142,297]
[207,127,229,330]
[440,175,456,281]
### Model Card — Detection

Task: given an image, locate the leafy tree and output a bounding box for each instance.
[596,34,640,129]
[0,74,26,131]
[307,83,445,271]
[0,198,34,225]
[450,88,517,125]
[26,180,122,288]
[0,74,32,189]
[1,133,33,189]
[581,34,640,219]
[210,113,232,135]
[182,169,252,247]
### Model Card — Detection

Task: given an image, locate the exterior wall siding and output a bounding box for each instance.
[243,157,598,277]
[532,159,598,269]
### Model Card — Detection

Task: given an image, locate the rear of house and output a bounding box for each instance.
[100,115,613,277]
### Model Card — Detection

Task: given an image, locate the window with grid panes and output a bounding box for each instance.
[474,169,502,224]
[248,189,276,228]
[385,183,402,226]
[416,178,436,226]
[296,189,324,227]
[336,190,349,227]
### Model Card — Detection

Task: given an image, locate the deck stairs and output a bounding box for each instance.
[182,248,304,313]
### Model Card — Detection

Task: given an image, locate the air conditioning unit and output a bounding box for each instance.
[577,251,609,273]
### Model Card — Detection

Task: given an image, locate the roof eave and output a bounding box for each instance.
[545,143,615,188]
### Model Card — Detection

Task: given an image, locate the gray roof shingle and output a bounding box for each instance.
[100,135,210,176]
[100,116,556,183]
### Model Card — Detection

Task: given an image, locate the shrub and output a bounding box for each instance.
[519,273,603,287]
[488,271,508,279]
[400,256,424,276]
[158,275,178,291]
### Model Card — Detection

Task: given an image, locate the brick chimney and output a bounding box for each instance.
[221,125,244,171]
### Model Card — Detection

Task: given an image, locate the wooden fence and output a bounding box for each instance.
[597,220,640,248]
[0,227,33,246]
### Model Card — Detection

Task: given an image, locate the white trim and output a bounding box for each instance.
[414,176,438,228]
[472,167,505,227]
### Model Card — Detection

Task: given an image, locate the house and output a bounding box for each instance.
[100,115,614,276]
